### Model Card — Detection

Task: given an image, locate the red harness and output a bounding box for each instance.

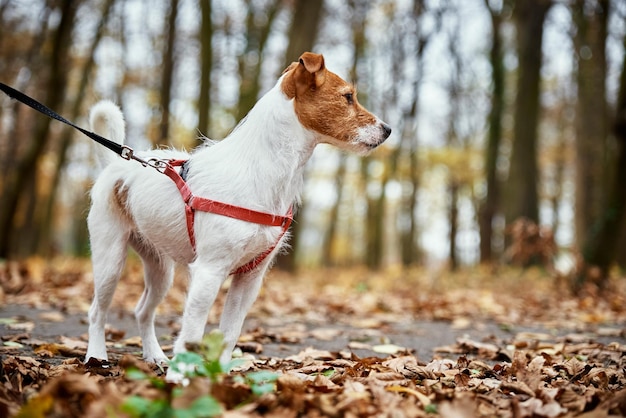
[162,159,293,275]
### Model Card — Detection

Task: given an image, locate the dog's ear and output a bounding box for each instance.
[296,52,326,95]
[298,52,325,77]
[281,52,326,99]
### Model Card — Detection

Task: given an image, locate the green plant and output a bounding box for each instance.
[236,370,280,396]
[120,330,277,417]
[121,368,221,418]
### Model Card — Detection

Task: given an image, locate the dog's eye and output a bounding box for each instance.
[344,92,354,105]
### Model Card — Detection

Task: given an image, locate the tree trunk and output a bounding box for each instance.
[38,0,116,256]
[401,158,420,266]
[15,171,39,256]
[0,0,78,258]
[361,140,387,269]
[448,183,459,270]
[157,0,179,146]
[0,7,52,184]
[504,0,552,227]
[575,29,626,290]
[479,2,505,263]
[274,0,323,271]
[197,0,213,141]
[236,0,281,122]
[572,0,609,249]
[283,0,324,67]
[398,0,429,267]
[321,155,347,266]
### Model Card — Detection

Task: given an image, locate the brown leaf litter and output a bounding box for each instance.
[1,258,625,416]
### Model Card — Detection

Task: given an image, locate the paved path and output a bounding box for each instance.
[1,304,624,363]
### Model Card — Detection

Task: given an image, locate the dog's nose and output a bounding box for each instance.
[381,123,392,139]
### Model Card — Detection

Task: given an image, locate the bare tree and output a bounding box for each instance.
[236,0,282,122]
[0,0,79,258]
[444,9,463,271]
[157,0,180,146]
[321,154,347,266]
[38,0,118,256]
[572,0,609,249]
[197,0,213,140]
[504,0,553,228]
[275,0,324,271]
[479,0,508,263]
[576,27,626,290]
[398,0,432,267]
[283,0,324,67]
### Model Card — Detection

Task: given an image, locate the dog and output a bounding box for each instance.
[85,52,391,372]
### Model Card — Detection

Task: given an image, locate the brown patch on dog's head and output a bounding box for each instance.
[281,52,391,154]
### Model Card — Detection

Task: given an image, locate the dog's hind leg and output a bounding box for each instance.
[131,239,173,364]
[218,263,271,367]
[86,220,129,362]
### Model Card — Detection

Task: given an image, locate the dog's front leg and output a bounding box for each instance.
[218,263,270,367]
[166,261,227,383]
[173,261,227,355]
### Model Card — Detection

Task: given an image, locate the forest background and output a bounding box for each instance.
[0,0,625,292]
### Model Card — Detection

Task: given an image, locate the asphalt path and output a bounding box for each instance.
[2,304,623,364]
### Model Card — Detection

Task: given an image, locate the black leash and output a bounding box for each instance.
[0,82,146,164]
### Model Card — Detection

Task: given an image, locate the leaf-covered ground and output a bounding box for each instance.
[1,258,625,417]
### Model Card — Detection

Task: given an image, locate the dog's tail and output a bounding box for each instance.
[89,100,126,167]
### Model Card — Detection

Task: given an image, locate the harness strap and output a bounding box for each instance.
[164,160,292,275]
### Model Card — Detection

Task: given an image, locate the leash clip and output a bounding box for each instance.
[120,145,134,160]
[147,158,168,173]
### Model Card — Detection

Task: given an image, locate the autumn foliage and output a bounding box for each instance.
[1,259,625,417]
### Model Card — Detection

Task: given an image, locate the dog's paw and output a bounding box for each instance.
[84,356,110,367]
[143,354,169,366]
[165,364,192,386]
[85,347,109,363]
[84,353,108,364]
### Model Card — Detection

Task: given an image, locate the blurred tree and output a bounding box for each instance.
[38,0,117,256]
[157,0,180,146]
[275,0,323,271]
[542,85,573,239]
[444,7,462,271]
[576,28,626,290]
[0,0,79,258]
[361,0,438,269]
[197,0,213,140]
[236,0,281,122]
[0,5,53,255]
[572,0,609,250]
[283,0,324,67]
[479,0,508,263]
[340,0,386,269]
[504,0,552,234]
[321,154,347,266]
[397,0,431,267]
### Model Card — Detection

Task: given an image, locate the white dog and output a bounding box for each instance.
[85,52,391,370]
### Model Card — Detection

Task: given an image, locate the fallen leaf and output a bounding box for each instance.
[7,321,34,332]
[372,343,407,355]
[386,385,431,406]
[38,311,65,322]
[309,328,343,341]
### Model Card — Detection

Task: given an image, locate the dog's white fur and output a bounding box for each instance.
[85,53,391,372]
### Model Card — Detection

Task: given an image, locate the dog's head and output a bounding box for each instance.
[281,52,391,154]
